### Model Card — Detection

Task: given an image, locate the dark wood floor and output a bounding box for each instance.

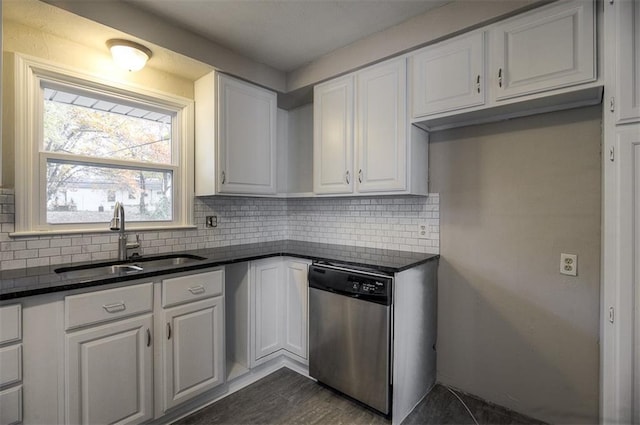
[174,368,545,425]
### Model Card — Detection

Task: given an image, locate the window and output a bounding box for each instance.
[14,55,194,234]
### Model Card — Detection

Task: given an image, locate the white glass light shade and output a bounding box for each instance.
[107,39,152,72]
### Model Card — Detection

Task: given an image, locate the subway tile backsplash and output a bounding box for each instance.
[0,188,439,271]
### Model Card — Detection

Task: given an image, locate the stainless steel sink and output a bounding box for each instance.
[54,254,207,280]
[132,254,206,269]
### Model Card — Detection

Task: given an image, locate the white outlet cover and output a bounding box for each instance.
[560,253,577,276]
[417,223,428,239]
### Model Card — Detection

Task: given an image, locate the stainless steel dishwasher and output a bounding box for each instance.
[308,262,393,415]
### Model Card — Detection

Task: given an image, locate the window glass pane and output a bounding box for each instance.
[46,161,173,224]
[43,86,173,164]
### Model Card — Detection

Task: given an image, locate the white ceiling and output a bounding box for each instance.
[124,0,449,72]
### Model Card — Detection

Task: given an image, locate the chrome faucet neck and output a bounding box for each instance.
[109,202,128,261]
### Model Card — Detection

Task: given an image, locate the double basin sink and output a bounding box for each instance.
[54,254,207,280]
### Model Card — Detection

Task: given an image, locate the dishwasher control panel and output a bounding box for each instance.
[308,264,392,305]
[348,277,387,296]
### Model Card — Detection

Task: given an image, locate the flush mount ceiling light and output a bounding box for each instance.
[106,39,152,72]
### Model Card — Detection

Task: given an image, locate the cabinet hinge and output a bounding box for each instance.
[609,97,615,113]
[609,146,615,162]
[609,306,615,324]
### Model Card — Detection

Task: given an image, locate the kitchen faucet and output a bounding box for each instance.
[109,202,141,261]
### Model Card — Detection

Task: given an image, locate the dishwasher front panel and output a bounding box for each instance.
[309,287,391,414]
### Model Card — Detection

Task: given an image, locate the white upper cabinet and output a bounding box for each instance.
[195,72,277,196]
[314,57,429,196]
[356,58,408,193]
[491,0,596,101]
[218,74,277,194]
[615,0,640,124]
[409,0,600,130]
[411,31,485,118]
[313,75,354,195]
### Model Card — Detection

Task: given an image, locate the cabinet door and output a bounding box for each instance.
[251,259,283,362]
[411,31,485,118]
[0,386,22,425]
[283,260,309,359]
[217,74,277,194]
[314,75,354,194]
[356,58,407,193]
[616,0,640,123]
[491,0,595,101]
[65,315,153,425]
[162,297,224,411]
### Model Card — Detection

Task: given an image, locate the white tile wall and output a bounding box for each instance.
[0,188,439,271]
[287,196,439,252]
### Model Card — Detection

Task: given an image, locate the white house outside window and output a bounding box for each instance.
[14,54,194,235]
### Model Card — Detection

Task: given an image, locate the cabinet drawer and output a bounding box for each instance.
[162,269,224,307]
[65,283,153,330]
[0,304,21,345]
[0,385,22,425]
[0,345,21,388]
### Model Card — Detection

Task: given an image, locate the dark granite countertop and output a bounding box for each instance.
[0,240,439,300]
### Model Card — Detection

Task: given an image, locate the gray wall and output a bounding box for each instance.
[429,106,602,424]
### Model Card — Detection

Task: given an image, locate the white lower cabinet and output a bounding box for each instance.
[283,260,308,359]
[0,385,22,425]
[250,257,310,366]
[0,303,23,425]
[161,296,224,411]
[252,259,284,361]
[61,270,226,424]
[65,314,154,425]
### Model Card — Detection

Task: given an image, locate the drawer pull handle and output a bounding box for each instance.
[102,302,126,313]
[188,285,206,295]
[475,75,481,93]
[498,68,503,88]
[146,329,152,347]
[167,323,172,340]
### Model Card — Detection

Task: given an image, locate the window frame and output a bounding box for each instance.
[13,53,195,235]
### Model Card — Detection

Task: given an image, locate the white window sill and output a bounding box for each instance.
[9,224,198,238]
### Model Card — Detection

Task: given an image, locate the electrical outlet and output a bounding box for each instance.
[205,215,217,228]
[417,223,428,239]
[560,253,577,276]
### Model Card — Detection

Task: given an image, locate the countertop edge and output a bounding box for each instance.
[0,244,439,301]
